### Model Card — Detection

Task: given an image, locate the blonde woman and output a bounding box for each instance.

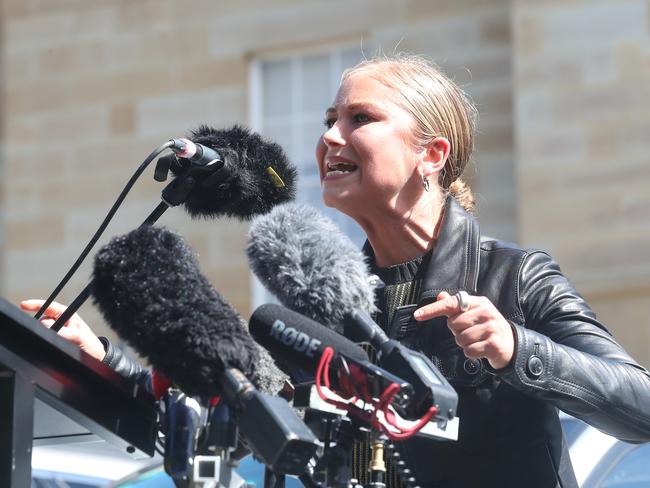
[315,54,650,487]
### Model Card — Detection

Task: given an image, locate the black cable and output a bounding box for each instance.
[156,430,167,457]
[34,140,174,320]
[50,200,169,332]
[155,442,165,457]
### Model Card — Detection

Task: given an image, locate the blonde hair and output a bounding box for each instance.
[342,54,478,213]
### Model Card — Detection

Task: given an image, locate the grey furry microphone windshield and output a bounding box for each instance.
[246,202,378,332]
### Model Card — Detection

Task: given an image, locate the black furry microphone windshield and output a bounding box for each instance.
[170,125,297,220]
[246,202,378,332]
[91,226,320,474]
[91,225,257,396]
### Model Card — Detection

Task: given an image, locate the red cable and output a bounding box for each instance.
[382,405,439,440]
[371,383,401,431]
[315,347,333,398]
[315,349,440,440]
[315,347,352,411]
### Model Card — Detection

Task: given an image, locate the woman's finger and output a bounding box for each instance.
[21,300,69,320]
[414,291,475,321]
[447,307,485,334]
[20,299,46,311]
[40,318,56,329]
[453,322,491,347]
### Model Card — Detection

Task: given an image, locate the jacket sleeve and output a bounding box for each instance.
[494,250,650,443]
[99,336,152,392]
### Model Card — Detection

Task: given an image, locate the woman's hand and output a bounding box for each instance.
[413,291,515,369]
[20,299,106,362]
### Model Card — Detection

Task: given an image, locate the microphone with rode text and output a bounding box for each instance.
[246,202,457,424]
[90,225,317,478]
[249,303,435,488]
[249,304,430,433]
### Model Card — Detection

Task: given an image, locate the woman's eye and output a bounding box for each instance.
[353,113,372,124]
[323,117,336,129]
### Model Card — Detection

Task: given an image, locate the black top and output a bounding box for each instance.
[352,248,432,488]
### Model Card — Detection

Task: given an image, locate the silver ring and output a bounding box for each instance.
[455,291,471,312]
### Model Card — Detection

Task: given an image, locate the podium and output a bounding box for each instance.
[0,298,157,487]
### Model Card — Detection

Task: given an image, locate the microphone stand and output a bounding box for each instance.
[190,402,252,488]
[50,161,221,332]
[368,433,386,488]
[309,414,366,488]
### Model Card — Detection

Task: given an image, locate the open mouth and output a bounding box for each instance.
[326,161,358,177]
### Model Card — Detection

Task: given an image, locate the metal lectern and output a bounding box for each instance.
[0,297,157,487]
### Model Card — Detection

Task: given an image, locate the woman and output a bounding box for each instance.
[314,53,650,487]
[23,53,650,487]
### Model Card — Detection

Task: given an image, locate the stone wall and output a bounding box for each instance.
[512,0,650,363]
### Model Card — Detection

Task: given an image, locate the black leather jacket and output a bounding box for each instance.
[99,336,151,389]
[388,197,650,488]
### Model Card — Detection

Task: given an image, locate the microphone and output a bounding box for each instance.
[169,138,223,167]
[92,225,256,394]
[246,202,378,332]
[45,125,297,333]
[249,303,414,407]
[249,303,369,373]
[168,125,297,220]
[247,202,457,421]
[91,225,318,475]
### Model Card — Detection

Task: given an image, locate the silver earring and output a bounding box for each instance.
[422,174,430,192]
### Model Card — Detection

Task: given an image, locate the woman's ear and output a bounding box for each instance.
[419,136,450,178]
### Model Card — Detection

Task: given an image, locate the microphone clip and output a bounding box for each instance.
[154,138,226,183]
[152,142,230,207]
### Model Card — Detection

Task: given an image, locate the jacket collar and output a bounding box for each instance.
[362,196,481,304]
[419,196,481,302]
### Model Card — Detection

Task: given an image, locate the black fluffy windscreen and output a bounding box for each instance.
[91,225,258,396]
[170,125,297,220]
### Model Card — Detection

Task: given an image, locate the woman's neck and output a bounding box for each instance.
[356,192,446,268]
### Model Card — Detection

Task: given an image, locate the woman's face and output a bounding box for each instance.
[316,73,426,217]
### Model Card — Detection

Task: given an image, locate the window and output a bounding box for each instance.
[249,46,365,307]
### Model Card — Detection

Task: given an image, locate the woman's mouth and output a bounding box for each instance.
[325,160,358,177]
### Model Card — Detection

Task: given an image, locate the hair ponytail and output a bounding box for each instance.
[448,178,475,214]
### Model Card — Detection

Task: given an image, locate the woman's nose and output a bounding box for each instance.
[322,122,345,147]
